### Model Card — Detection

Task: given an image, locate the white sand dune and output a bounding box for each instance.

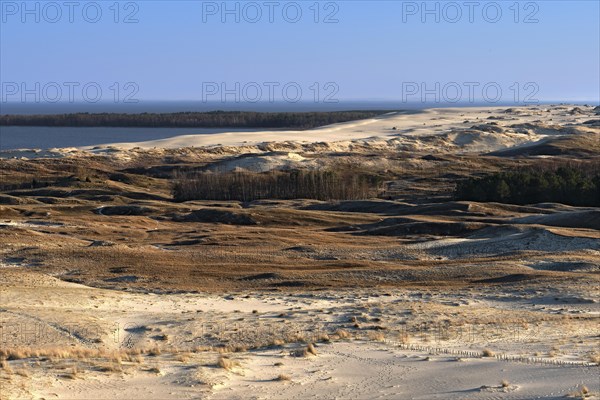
[80,105,595,154]
[3,105,596,162]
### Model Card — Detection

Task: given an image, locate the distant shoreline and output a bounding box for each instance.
[0,110,395,130]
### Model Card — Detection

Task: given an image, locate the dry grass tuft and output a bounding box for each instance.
[398,332,410,344]
[501,380,510,388]
[96,362,122,373]
[156,334,169,341]
[1,348,29,361]
[215,344,248,354]
[290,343,318,358]
[334,329,351,340]
[127,354,144,364]
[175,353,191,363]
[270,339,285,347]
[147,347,162,356]
[192,345,212,353]
[0,346,141,364]
[567,385,590,398]
[317,333,331,342]
[582,386,589,395]
[233,345,248,353]
[276,373,291,381]
[368,331,385,342]
[217,356,240,371]
[482,349,495,357]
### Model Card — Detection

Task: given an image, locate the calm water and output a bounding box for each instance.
[0,126,272,150]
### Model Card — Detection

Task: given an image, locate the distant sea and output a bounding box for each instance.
[3,100,588,115]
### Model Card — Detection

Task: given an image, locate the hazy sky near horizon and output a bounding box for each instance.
[1,0,599,106]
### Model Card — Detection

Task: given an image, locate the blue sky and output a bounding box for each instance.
[1,0,599,106]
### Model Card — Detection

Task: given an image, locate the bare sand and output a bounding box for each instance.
[1,267,598,399]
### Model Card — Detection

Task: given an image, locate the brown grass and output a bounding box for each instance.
[147,347,162,357]
[276,373,291,381]
[368,331,385,342]
[270,339,285,347]
[334,329,351,340]
[217,357,240,370]
[0,346,141,364]
[398,332,410,344]
[175,353,191,363]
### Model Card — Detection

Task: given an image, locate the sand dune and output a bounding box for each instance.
[3,105,595,160]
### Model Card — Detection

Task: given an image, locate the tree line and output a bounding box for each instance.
[173,170,381,202]
[0,111,390,129]
[455,165,600,206]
